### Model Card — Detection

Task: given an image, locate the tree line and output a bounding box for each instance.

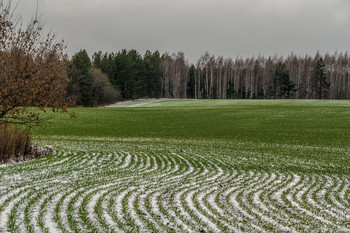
[68,50,350,106]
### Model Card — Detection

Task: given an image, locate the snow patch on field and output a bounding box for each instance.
[0,149,349,232]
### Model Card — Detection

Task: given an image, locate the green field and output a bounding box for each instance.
[1,99,350,232]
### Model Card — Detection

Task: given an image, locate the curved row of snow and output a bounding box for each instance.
[0,150,349,232]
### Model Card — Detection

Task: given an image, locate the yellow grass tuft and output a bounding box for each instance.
[0,124,32,163]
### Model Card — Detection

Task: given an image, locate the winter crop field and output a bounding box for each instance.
[1,99,350,232]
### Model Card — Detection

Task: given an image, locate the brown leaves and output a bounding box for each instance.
[0,0,72,127]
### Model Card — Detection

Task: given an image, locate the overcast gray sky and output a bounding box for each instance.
[16,0,350,63]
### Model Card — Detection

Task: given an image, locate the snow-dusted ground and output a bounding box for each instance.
[104,98,199,108]
[0,148,349,232]
[104,98,163,108]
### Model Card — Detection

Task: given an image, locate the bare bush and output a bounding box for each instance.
[91,67,119,105]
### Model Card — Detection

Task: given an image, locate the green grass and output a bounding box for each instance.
[37,99,350,147]
[34,99,350,174]
[1,99,350,232]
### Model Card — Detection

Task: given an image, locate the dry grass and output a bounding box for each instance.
[0,124,32,163]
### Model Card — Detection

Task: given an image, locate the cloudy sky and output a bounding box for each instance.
[16,0,350,62]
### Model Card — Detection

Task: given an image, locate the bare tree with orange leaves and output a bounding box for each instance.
[0,0,71,127]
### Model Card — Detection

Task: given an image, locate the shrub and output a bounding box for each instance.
[0,124,32,163]
[91,67,120,105]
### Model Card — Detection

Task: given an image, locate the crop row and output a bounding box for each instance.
[0,149,349,232]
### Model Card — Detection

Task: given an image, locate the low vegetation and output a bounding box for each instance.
[0,124,31,163]
[1,99,350,232]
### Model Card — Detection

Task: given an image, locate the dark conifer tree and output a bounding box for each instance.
[187,65,196,98]
[69,50,93,106]
[114,50,146,99]
[144,50,162,98]
[271,63,296,99]
[101,53,116,85]
[92,51,102,68]
[227,80,235,98]
[115,50,131,99]
[314,58,330,99]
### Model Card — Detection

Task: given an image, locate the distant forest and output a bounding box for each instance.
[68,50,350,106]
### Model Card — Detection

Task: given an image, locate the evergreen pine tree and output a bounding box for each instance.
[144,51,162,98]
[187,65,196,98]
[314,58,330,99]
[92,51,102,68]
[69,50,93,106]
[271,63,296,99]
